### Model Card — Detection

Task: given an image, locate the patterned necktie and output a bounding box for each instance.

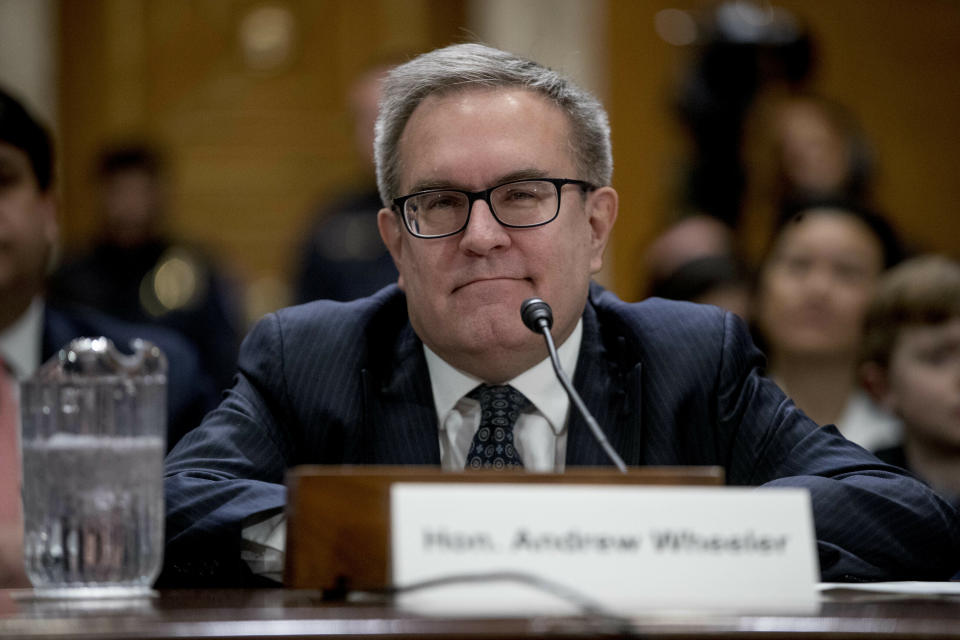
[465,384,531,470]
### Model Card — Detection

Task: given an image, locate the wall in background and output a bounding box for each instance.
[0,0,56,125]
[54,0,960,311]
[608,1,960,298]
[57,0,466,321]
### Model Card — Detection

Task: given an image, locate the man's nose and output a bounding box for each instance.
[458,199,511,255]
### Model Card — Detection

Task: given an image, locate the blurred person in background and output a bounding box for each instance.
[648,254,751,320]
[642,214,751,318]
[860,255,960,509]
[49,144,242,391]
[762,94,872,209]
[752,199,904,451]
[291,60,399,303]
[740,92,875,259]
[674,0,814,227]
[0,86,215,586]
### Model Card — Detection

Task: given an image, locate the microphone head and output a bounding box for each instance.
[520,298,553,333]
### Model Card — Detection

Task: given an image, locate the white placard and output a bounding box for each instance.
[390,484,819,616]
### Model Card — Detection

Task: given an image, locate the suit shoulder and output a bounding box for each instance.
[589,290,765,377]
[244,285,406,363]
[268,285,404,336]
[592,289,729,343]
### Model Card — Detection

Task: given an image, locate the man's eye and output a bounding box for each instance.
[424,194,461,211]
[505,189,536,200]
[498,187,547,207]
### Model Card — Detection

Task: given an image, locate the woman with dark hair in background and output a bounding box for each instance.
[752,199,905,451]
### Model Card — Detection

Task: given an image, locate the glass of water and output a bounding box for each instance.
[19,337,167,598]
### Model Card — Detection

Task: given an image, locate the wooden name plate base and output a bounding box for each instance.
[284,465,724,591]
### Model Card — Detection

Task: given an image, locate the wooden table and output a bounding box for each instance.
[1,587,958,639]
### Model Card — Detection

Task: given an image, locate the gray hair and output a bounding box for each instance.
[374,43,613,206]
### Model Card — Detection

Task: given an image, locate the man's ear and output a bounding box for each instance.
[377,208,405,290]
[860,361,893,410]
[585,186,618,275]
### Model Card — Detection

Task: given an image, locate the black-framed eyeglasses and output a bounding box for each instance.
[391,178,596,239]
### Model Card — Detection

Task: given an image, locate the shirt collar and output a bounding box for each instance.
[0,297,44,379]
[424,318,583,435]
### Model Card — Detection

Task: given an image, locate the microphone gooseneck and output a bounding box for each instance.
[520,298,628,473]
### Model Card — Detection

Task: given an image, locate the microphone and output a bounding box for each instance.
[520,298,628,473]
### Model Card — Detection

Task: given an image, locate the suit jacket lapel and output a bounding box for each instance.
[565,300,644,468]
[358,286,643,468]
[362,322,441,465]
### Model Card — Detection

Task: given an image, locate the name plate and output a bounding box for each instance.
[391,484,819,616]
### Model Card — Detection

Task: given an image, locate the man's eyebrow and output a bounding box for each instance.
[406,179,458,194]
[494,168,551,184]
[406,169,550,195]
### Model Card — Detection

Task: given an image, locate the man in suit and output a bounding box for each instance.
[163,44,960,586]
[0,85,216,586]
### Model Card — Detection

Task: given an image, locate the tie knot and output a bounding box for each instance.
[468,384,531,416]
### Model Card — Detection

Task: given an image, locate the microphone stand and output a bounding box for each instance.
[521,299,628,473]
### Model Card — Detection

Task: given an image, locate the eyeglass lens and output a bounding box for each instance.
[404,180,559,237]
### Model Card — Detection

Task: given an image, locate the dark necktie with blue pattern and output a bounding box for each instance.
[465,384,531,470]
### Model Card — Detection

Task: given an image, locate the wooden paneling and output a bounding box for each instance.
[608,1,692,299]
[58,0,466,316]
[60,1,960,307]
[608,0,960,299]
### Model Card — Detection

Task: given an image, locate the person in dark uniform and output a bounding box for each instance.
[49,144,242,391]
[292,62,398,303]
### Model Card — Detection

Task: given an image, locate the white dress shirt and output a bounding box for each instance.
[837,389,903,453]
[425,318,582,472]
[0,297,44,380]
[242,318,585,578]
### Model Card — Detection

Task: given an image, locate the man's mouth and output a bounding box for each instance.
[452,276,531,293]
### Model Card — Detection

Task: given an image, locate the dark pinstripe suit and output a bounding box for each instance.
[162,284,960,585]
